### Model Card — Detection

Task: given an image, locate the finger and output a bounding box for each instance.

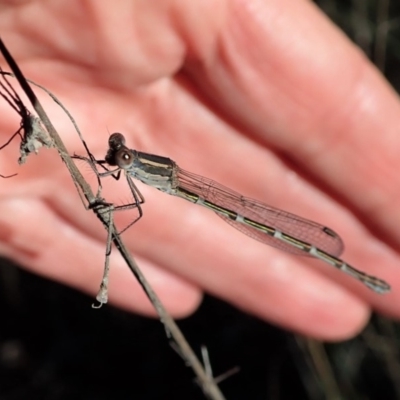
[123,194,372,340]
[0,196,202,317]
[182,0,400,248]
[43,163,378,339]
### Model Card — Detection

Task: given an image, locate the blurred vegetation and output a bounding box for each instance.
[317,0,400,84]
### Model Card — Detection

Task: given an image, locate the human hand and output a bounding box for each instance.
[0,0,399,340]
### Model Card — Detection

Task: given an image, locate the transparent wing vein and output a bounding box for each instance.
[177,168,344,257]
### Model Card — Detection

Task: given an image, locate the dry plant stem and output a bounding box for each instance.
[0,38,225,400]
[295,336,341,400]
[0,68,53,164]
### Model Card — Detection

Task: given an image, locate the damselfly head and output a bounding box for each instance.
[108,132,126,150]
[106,133,130,166]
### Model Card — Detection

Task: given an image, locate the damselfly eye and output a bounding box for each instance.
[109,132,126,150]
[116,149,133,168]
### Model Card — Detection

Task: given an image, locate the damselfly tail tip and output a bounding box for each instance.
[364,279,391,295]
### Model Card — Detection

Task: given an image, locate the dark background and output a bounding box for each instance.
[0,259,305,400]
[0,258,396,400]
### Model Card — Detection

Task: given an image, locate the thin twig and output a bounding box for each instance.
[0,67,53,164]
[0,37,225,400]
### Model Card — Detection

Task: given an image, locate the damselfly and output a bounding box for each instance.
[92,132,390,295]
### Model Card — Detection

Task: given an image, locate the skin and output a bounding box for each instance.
[0,0,399,340]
